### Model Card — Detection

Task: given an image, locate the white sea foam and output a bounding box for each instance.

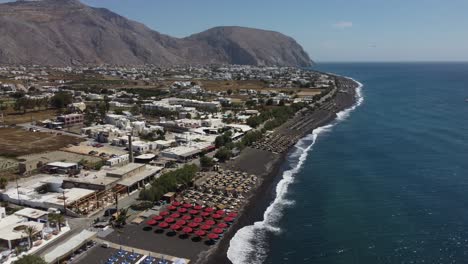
[227,77,364,264]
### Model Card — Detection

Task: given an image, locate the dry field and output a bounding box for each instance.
[1,109,57,125]
[0,128,83,157]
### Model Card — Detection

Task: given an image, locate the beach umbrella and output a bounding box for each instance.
[178,208,188,213]
[146,219,157,225]
[188,222,199,228]
[183,203,192,208]
[153,215,164,221]
[217,223,228,228]
[208,233,219,240]
[189,210,199,215]
[172,201,181,207]
[194,230,206,237]
[170,224,181,231]
[213,228,223,234]
[182,227,193,234]
[205,220,216,226]
[168,206,177,211]
[216,210,225,215]
[170,213,181,218]
[176,220,186,226]
[165,217,175,223]
[200,224,211,230]
[204,207,215,213]
[201,212,210,217]
[194,205,203,210]
[158,222,169,228]
[224,217,234,222]
[212,214,222,219]
[193,217,203,223]
[228,212,238,218]
[182,215,192,221]
[159,211,169,216]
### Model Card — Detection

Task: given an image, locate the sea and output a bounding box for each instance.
[227,63,468,264]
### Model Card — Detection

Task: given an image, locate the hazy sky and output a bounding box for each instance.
[5,0,468,62]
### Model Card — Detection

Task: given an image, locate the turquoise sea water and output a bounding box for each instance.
[257,63,468,264]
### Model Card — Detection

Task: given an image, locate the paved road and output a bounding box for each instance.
[18,123,86,138]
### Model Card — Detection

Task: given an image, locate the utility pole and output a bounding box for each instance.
[62,190,67,216]
[15,175,21,205]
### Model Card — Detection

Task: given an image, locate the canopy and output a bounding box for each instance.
[160,211,169,216]
[188,222,199,228]
[183,203,193,208]
[170,224,181,231]
[165,218,175,223]
[153,215,164,221]
[208,233,219,239]
[194,205,203,210]
[172,201,181,207]
[212,214,222,219]
[146,219,157,225]
[216,210,225,215]
[204,207,215,213]
[176,220,186,226]
[201,212,210,217]
[195,230,206,237]
[224,217,234,222]
[193,217,203,223]
[189,210,199,215]
[170,213,181,218]
[205,220,216,226]
[217,223,228,228]
[158,222,169,228]
[228,212,238,218]
[201,225,211,230]
[182,227,193,233]
[213,228,223,234]
[168,206,177,211]
[182,215,192,221]
[178,208,188,213]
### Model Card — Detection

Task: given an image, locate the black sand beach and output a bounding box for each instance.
[194,77,360,264]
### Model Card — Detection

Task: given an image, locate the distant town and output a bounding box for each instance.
[0,64,355,264]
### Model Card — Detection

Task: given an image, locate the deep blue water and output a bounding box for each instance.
[265,63,468,264]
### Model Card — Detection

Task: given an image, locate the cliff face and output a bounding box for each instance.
[0,0,312,66]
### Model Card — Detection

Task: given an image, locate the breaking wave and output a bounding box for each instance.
[226,77,364,264]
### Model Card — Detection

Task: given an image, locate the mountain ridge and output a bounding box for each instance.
[0,0,313,67]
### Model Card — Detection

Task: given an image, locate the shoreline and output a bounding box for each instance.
[195,76,362,264]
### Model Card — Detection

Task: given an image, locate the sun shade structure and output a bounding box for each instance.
[172,201,181,207]
[183,203,192,208]
[205,220,216,226]
[189,210,199,215]
[204,207,215,213]
[170,224,181,231]
[217,223,228,228]
[176,220,186,226]
[212,214,222,219]
[201,224,211,230]
[170,213,181,218]
[168,206,177,211]
[188,222,199,228]
[194,205,203,210]
[182,215,192,221]
[228,212,238,218]
[153,215,163,221]
[182,227,193,233]
[193,217,203,223]
[208,233,219,239]
[158,222,169,228]
[213,228,224,234]
[224,217,234,222]
[165,218,175,223]
[195,230,206,237]
[146,219,157,225]
[160,211,169,216]
[178,208,188,213]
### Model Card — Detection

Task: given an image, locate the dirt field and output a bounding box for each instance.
[1,109,57,125]
[0,128,84,157]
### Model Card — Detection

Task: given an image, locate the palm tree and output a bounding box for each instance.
[114,208,129,228]
[24,225,38,249]
[0,177,8,189]
[48,213,65,232]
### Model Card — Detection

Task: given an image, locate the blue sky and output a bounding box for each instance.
[6,0,468,62]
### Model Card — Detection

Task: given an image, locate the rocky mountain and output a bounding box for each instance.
[0,0,312,67]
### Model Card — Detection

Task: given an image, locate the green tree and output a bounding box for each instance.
[13,255,47,264]
[215,147,232,162]
[48,213,65,232]
[24,225,38,249]
[50,92,72,109]
[200,156,214,168]
[0,177,8,189]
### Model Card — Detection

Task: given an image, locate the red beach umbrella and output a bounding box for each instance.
[176,220,186,226]
[153,215,163,221]
[183,203,192,208]
[170,224,181,231]
[195,230,206,237]
[213,228,223,234]
[228,212,238,218]
[168,206,177,211]
[170,213,181,218]
[201,212,210,217]
[188,222,199,228]
[224,217,234,222]
[193,217,203,223]
[204,207,215,213]
[194,205,203,210]
[208,233,219,240]
[189,210,199,215]
[159,211,169,216]
[178,208,188,213]
[182,215,192,221]
[146,219,157,225]
[158,222,169,228]
[205,220,216,226]
[165,217,175,223]
[182,227,193,234]
[216,210,225,215]
[172,201,181,207]
[212,214,222,219]
[217,223,228,228]
[201,224,211,230]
